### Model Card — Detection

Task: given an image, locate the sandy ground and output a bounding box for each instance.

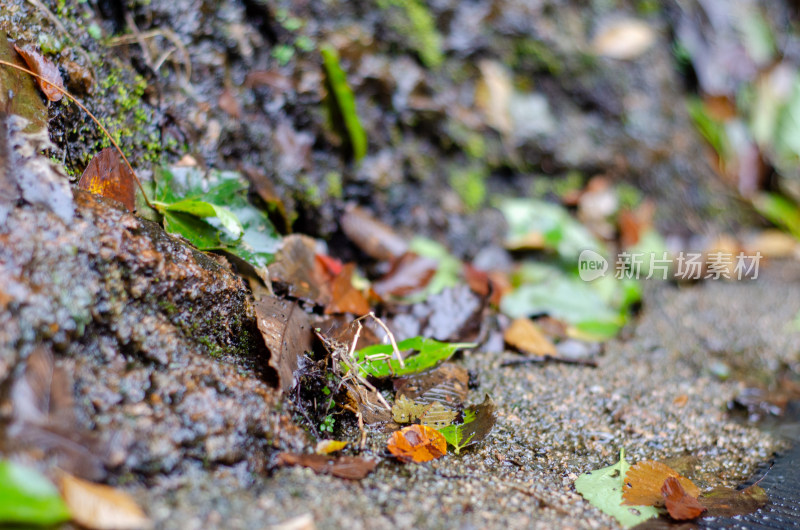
[134,261,800,529]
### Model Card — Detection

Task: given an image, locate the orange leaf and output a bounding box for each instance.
[58,472,150,530]
[13,43,64,102]
[504,317,557,356]
[78,148,136,212]
[661,476,706,520]
[387,424,447,463]
[623,460,701,507]
[325,263,370,315]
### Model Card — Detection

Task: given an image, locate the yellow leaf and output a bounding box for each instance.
[504,318,557,356]
[59,472,150,530]
[315,440,349,455]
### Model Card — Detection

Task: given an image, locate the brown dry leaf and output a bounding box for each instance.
[78,147,136,212]
[387,424,447,463]
[623,460,701,507]
[255,296,313,393]
[275,452,377,480]
[218,88,241,119]
[13,43,64,101]
[269,235,332,306]
[504,318,557,356]
[592,19,656,60]
[372,252,438,298]
[661,476,706,520]
[59,472,150,530]
[393,362,469,408]
[340,205,408,261]
[245,70,293,92]
[475,59,512,136]
[325,263,370,315]
[240,166,291,232]
[699,484,768,517]
[314,440,348,455]
[744,230,798,258]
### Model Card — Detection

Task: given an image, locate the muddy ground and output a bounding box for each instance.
[124,262,800,529]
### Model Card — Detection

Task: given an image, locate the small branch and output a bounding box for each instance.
[500,355,598,368]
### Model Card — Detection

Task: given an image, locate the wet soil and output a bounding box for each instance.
[121,263,800,529]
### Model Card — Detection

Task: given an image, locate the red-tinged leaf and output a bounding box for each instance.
[387,424,447,463]
[78,148,136,212]
[325,263,370,315]
[623,460,701,507]
[315,253,343,278]
[373,252,438,298]
[661,476,706,520]
[275,453,377,480]
[13,43,64,102]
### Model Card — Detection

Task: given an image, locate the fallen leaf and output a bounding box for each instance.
[340,205,408,261]
[315,440,348,455]
[0,460,70,526]
[592,19,656,60]
[321,45,367,161]
[417,401,457,428]
[354,336,475,379]
[475,60,513,136]
[504,317,557,356]
[372,252,438,298]
[387,424,447,463]
[0,32,48,133]
[218,88,241,119]
[13,43,64,101]
[393,362,469,408]
[255,296,314,392]
[661,476,706,520]
[244,70,293,92]
[437,395,497,454]
[78,147,136,212]
[416,284,486,342]
[269,235,332,306]
[623,460,701,507]
[699,484,768,517]
[574,450,660,528]
[59,472,150,530]
[275,453,377,480]
[325,263,370,315]
[392,394,431,424]
[240,165,291,232]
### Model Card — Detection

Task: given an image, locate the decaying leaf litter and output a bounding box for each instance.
[2,0,800,528]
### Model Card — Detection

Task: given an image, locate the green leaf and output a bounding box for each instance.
[353,336,475,378]
[154,167,281,275]
[438,395,496,454]
[0,460,71,525]
[321,45,367,161]
[499,198,604,261]
[574,449,660,528]
[166,199,243,238]
[753,192,800,239]
[405,237,462,301]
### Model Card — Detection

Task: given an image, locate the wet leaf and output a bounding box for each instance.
[255,296,314,393]
[321,45,367,161]
[0,32,48,133]
[325,263,371,315]
[315,440,348,455]
[394,362,469,408]
[661,476,706,520]
[392,394,433,424]
[574,450,660,528]
[154,167,280,278]
[372,252,438,298]
[340,205,408,261]
[753,192,800,240]
[699,484,768,517]
[353,336,475,379]
[500,198,603,260]
[504,317,557,356]
[269,234,332,306]
[387,424,447,463]
[58,472,150,530]
[622,461,701,507]
[438,395,496,454]
[0,460,70,526]
[275,453,377,480]
[13,43,64,102]
[78,147,136,212]
[592,19,656,60]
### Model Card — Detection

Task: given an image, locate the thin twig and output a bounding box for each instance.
[500,355,598,368]
[0,59,154,210]
[355,312,405,368]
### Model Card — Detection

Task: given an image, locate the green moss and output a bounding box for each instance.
[449,165,487,212]
[325,171,343,199]
[378,0,444,69]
